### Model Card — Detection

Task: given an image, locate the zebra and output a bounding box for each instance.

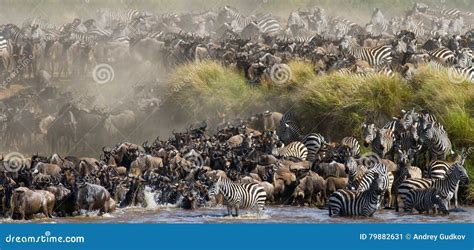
[345,156,369,190]
[404,17,425,38]
[301,133,326,162]
[69,32,94,44]
[393,149,422,210]
[425,159,465,208]
[427,47,456,65]
[339,35,393,68]
[395,122,422,153]
[425,160,451,179]
[328,173,384,216]
[0,35,13,73]
[222,6,254,31]
[362,123,395,158]
[448,66,474,82]
[256,15,282,35]
[403,188,448,214]
[356,163,393,208]
[419,121,453,161]
[208,176,266,216]
[277,111,302,144]
[277,141,308,161]
[397,161,469,211]
[341,136,360,157]
[97,8,141,28]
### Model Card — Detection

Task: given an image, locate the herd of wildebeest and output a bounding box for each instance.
[0,3,473,220]
[0,107,471,219]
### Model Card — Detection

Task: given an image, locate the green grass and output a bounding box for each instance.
[166,60,474,203]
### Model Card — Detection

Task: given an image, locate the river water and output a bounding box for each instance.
[2,206,473,224]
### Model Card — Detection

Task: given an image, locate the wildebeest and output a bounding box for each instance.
[75,181,111,216]
[10,187,55,220]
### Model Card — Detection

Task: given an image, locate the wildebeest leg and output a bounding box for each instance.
[233,207,239,217]
[87,203,94,216]
[42,205,50,218]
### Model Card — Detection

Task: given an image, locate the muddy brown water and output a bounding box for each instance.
[1,206,473,224]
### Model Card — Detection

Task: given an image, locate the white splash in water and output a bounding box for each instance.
[144,186,158,209]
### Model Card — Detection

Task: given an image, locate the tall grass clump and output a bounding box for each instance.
[166,61,266,123]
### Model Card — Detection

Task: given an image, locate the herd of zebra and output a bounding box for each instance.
[0,2,473,86]
[272,108,471,217]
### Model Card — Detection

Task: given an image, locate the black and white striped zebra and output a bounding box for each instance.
[403,188,448,214]
[277,111,302,144]
[277,141,308,161]
[425,159,465,208]
[209,176,266,216]
[69,32,94,44]
[0,35,13,72]
[328,173,385,216]
[223,6,254,31]
[397,161,469,211]
[449,66,474,82]
[356,163,393,208]
[301,133,326,162]
[339,35,393,68]
[395,122,422,153]
[419,121,453,161]
[256,15,282,35]
[341,136,360,157]
[97,8,141,28]
[345,156,369,190]
[362,123,395,158]
[427,47,456,65]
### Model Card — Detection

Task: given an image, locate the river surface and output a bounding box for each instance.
[2,206,473,224]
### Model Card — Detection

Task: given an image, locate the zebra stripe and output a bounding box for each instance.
[341,39,393,68]
[256,17,281,35]
[328,173,384,216]
[425,160,451,179]
[419,122,452,160]
[301,133,326,162]
[449,66,474,82]
[277,111,302,144]
[428,48,456,65]
[345,156,369,190]
[223,6,254,30]
[341,136,360,157]
[0,35,12,71]
[278,141,308,161]
[403,188,448,214]
[209,176,266,216]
